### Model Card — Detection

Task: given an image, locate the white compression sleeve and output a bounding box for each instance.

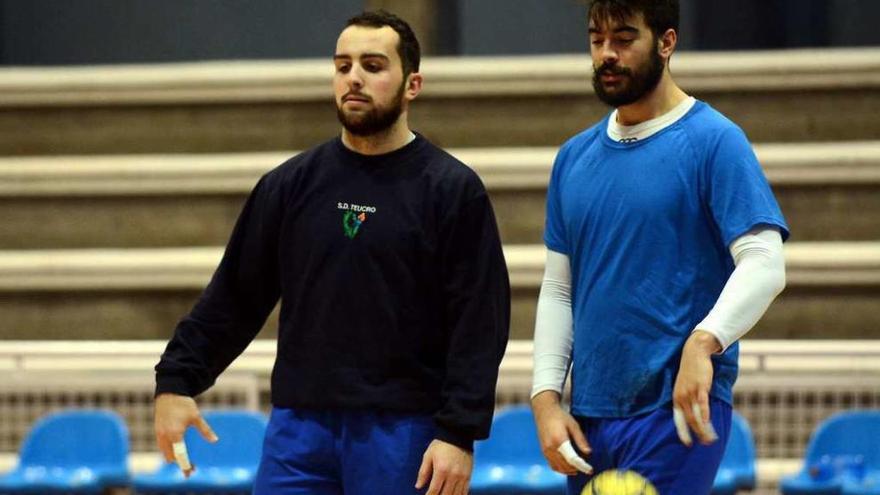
[531,249,574,399]
[695,228,786,352]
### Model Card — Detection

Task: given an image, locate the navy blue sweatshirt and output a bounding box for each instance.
[155,134,511,450]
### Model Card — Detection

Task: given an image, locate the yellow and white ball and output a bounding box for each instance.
[581,469,659,495]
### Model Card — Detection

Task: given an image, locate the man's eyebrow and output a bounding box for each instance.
[588,25,640,35]
[359,52,390,61]
[613,26,640,34]
[333,53,390,61]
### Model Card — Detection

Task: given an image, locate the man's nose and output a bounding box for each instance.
[599,41,619,64]
[347,66,364,89]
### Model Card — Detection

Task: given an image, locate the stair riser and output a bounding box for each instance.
[2,87,879,155]
[3,184,876,249]
[3,285,877,340]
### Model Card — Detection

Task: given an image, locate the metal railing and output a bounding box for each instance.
[1,339,879,458]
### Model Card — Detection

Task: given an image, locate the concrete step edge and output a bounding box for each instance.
[2,141,880,197]
[1,47,879,106]
[1,242,878,291]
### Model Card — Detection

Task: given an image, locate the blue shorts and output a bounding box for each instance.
[567,398,732,495]
[253,408,435,495]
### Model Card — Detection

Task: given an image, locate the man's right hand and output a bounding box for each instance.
[531,391,591,475]
[154,393,219,475]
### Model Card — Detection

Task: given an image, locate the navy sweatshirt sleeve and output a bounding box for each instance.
[155,175,282,397]
[434,192,511,450]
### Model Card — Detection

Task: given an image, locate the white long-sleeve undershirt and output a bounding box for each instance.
[531,249,575,398]
[530,228,786,399]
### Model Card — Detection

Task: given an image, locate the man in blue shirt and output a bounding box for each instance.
[530,1,788,493]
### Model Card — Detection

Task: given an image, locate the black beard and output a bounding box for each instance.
[592,47,665,107]
[336,82,405,137]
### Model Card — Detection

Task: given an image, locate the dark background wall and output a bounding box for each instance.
[0,0,362,64]
[454,0,880,54]
[1,0,878,65]
[456,0,588,55]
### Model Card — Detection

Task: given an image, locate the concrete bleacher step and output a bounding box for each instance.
[1,48,878,154]
[1,243,878,340]
[1,141,878,249]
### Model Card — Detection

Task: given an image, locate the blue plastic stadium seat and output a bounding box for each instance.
[842,473,880,495]
[712,411,757,495]
[0,409,130,494]
[470,405,566,495]
[780,410,880,495]
[133,410,267,494]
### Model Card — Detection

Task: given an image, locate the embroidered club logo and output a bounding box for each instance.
[343,210,366,239]
[337,202,377,239]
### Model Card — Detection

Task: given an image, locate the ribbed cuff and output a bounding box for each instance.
[154,373,198,398]
[434,425,474,452]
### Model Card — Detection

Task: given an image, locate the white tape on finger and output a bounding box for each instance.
[691,402,718,441]
[172,441,192,471]
[557,440,593,474]
[672,407,693,445]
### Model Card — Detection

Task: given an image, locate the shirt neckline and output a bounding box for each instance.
[334,132,427,166]
[604,97,698,147]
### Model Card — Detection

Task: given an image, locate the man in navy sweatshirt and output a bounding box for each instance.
[152,10,510,495]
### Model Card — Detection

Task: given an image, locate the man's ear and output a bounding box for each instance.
[658,28,677,59]
[405,72,423,101]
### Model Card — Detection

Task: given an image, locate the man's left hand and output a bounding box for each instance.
[672,330,721,446]
[415,439,473,495]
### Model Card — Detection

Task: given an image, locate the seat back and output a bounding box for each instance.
[719,411,756,486]
[475,405,544,465]
[804,411,880,467]
[18,409,129,468]
[185,410,267,468]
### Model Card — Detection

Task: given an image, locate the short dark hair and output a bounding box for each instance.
[345,10,421,78]
[588,0,679,39]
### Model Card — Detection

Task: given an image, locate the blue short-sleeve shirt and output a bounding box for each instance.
[544,100,789,417]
